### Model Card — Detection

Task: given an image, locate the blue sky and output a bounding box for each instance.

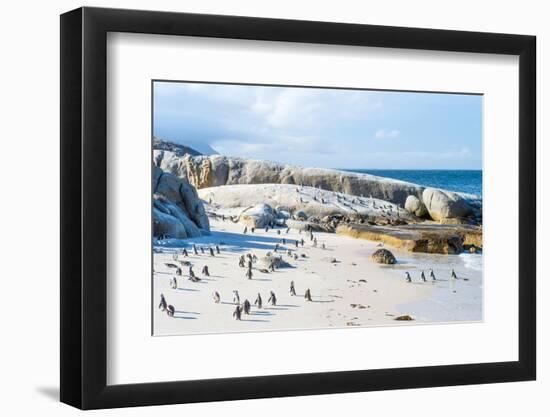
[153,81,482,170]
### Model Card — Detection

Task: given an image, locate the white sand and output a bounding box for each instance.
[153,218,482,336]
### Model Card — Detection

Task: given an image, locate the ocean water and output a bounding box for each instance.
[342,169,482,197]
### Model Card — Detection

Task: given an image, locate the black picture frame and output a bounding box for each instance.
[60,6,536,410]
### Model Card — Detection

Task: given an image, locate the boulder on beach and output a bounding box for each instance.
[371,248,397,264]
[152,166,210,239]
[239,203,275,228]
[258,254,291,269]
[404,195,428,218]
[422,188,473,222]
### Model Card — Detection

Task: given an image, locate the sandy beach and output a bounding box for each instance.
[153,217,482,336]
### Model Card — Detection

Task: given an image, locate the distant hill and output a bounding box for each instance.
[153,137,218,156]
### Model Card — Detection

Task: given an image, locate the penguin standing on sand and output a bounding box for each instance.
[300,238,305,247]
[305,288,312,302]
[265,226,269,233]
[243,299,251,314]
[213,291,220,303]
[255,293,263,309]
[175,267,182,276]
[159,294,167,311]
[421,271,427,282]
[182,248,188,257]
[295,240,299,248]
[243,226,248,234]
[200,246,205,254]
[233,305,242,320]
[246,268,253,280]
[282,238,286,245]
[274,243,279,252]
[247,259,253,269]
[209,247,215,257]
[233,290,240,305]
[252,254,258,262]
[170,277,177,289]
[268,291,277,306]
[251,227,255,233]
[451,269,458,280]
[193,244,198,255]
[167,305,175,317]
[405,272,412,283]
[202,265,210,276]
[290,281,296,296]
[239,255,245,268]
[216,245,220,254]
[189,266,195,279]
[430,269,436,281]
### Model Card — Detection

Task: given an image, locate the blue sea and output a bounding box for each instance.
[342,169,482,197]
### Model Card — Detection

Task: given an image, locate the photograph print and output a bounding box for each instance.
[152,81,483,336]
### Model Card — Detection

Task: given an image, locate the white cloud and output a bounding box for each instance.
[374,129,400,139]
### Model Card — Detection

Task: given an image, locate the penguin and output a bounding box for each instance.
[421,271,427,282]
[295,240,299,248]
[202,265,210,276]
[158,293,167,311]
[255,293,263,309]
[277,230,281,235]
[243,226,248,234]
[252,254,258,262]
[274,243,279,252]
[282,238,286,245]
[405,272,412,283]
[233,290,240,305]
[269,263,275,273]
[209,247,215,257]
[189,266,195,279]
[182,248,188,257]
[313,238,317,248]
[322,243,326,250]
[213,291,220,303]
[167,305,175,317]
[242,299,251,314]
[200,246,205,254]
[286,227,290,234]
[293,253,298,260]
[233,305,242,320]
[430,269,436,281]
[247,260,253,269]
[451,269,458,280]
[290,281,296,296]
[246,268,253,280]
[267,291,277,306]
[216,245,220,254]
[251,227,255,233]
[300,238,305,247]
[193,244,198,255]
[170,277,177,289]
[304,288,312,302]
[265,226,269,233]
[287,250,292,257]
[175,267,182,276]
[239,255,245,268]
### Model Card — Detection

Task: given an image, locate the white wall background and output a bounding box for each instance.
[0,0,545,415]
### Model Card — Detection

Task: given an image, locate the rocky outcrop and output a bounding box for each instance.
[239,204,275,228]
[371,249,397,264]
[337,223,482,255]
[155,151,481,208]
[198,184,413,224]
[153,165,210,239]
[422,188,474,222]
[404,195,428,218]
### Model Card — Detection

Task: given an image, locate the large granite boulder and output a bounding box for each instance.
[404,195,428,217]
[239,203,275,228]
[422,188,473,222]
[152,165,210,239]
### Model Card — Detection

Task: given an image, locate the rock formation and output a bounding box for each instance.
[371,248,397,264]
[154,150,481,223]
[153,165,210,239]
[404,195,428,218]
